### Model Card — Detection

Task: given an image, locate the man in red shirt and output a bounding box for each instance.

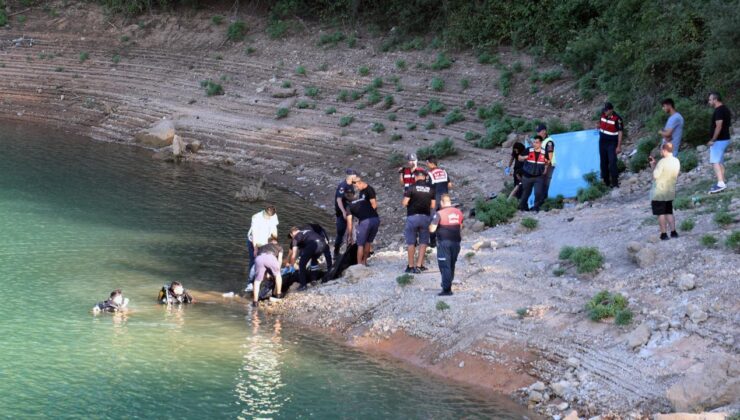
[429,194,464,296]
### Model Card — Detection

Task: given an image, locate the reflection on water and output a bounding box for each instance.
[236,314,286,419]
[0,123,529,418]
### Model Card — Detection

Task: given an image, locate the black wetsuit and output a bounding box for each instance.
[158,286,194,304]
[93,299,123,313]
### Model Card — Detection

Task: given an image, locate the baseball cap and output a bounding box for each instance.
[535,123,547,132]
[345,168,357,175]
[405,153,417,161]
[413,168,427,177]
[603,102,614,111]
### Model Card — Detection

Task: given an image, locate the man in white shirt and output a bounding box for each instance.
[247,205,278,276]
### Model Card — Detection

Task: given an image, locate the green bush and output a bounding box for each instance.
[516,307,529,318]
[371,122,385,133]
[396,273,413,286]
[430,53,452,70]
[365,89,382,106]
[296,100,313,109]
[304,86,320,98]
[474,196,518,227]
[295,65,306,76]
[387,113,397,121]
[339,115,354,127]
[444,108,465,126]
[382,94,394,110]
[553,268,566,277]
[425,121,436,130]
[673,196,693,210]
[477,102,505,120]
[498,69,513,97]
[395,59,407,70]
[714,211,734,227]
[541,195,564,211]
[540,69,562,83]
[559,246,604,274]
[436,301,450,310]
[200,80,224,96]
[369,77,383,89]
[678,149,698,172]
[418,98,446,117]
[586,290,632,325]
[266,19,288,39]
[417,138,456,161]
[0,8,6,27]
[431,77,445,92]
[390,134,403,142]
[576,172,609,202]
[358,66,370,76]
[211,15,223,25]
[281,80,292,88]
[646,98,713,148]
[388,151,405,167]
[318,31,345,47]
[726,231,740,252]
[679,218,695,232]
[464,131,481,142]
[629,139,658,173]
[465,99,475,109]
[227,20,247,42]
[477,52,499,65]
[79,51,89,63]
[276,107,289,119]
[460,78,470,90]
[406,122,417,131]
[337,90,350,102]
[521,217,538,230]
[325,107,337,115]
[701,234,718,247]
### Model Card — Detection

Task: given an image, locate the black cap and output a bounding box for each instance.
[345,168,357,176]
[413,168,427,177]
[535,124,547,132]
[603,102,614,111]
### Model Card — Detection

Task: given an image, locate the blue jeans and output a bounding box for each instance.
[437,240,461,292]
[247,239,256,277]
[334,216,347,255]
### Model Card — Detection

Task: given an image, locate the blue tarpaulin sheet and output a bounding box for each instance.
[547,129,601,198]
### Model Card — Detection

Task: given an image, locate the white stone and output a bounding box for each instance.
[677,273,696,291]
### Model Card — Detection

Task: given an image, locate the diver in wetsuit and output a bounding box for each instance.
[158,281,194,305]
[92,289,129,313]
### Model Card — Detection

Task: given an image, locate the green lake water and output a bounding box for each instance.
[0,123,528,419]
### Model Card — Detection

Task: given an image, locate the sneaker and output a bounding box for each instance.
[244,283,254,292]
[670,231,679,238]
[404,266,415,274]
[251,301,259,308]
[660,233,669,241]
[417,266,428,272]
[269,295,282,302]
[297,285,308,292]
[708,184,726,194]
[438,290,453,296]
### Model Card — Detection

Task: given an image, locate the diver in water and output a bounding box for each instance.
[158,281,194,305]
[92,289,129,313]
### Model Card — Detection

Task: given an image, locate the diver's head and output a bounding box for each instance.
[170,281,184,296]
[110,289,123,305]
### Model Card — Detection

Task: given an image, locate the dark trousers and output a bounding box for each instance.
[298,241,326,287]
[519,175,545,211]
[543,166,555,199]
[334,216,347,255]
[437,240,460,292]
[429,194,444,247]
[247,239,256,277]
[599,138,619,187]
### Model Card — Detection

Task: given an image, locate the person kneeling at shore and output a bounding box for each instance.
[158,281,194,305]
[288,226,332,291]
[252,240,284,307]
[345,187,380,266]
[429,194,464,296]
[92,289,129,313]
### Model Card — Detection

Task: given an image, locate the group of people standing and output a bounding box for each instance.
[506,123,556,212]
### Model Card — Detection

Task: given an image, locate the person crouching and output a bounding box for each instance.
[288,226,330,291]
[429,194,464,296]
[252,239,284,307]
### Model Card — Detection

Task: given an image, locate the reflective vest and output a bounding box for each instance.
[400,166,415,188]
[541,136,556,167]
[599,112,621,138]
[428,168,449,195]
[522,148,547,177]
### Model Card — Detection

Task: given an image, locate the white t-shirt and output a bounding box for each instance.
[247,211,279,247]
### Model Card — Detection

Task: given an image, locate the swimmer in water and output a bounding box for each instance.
[158,281,194,305]
[92,289,129,314]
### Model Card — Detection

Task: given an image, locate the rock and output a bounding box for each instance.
[563,410,579,420]
[458,361,465,368]
[625,324,652,349]
[626,241,642,254]
[633,246,657,268]
[687,305,708,323]
[551,380,572,397]
[186,140,202,153]
[135,119,175,147]
[172,134,185,157]
[528,390,543,403]
[529,381,546,392]
[677,273,696,291]
[471,220,486,232]
[610,188,621,198]
[472,240,491,251]
[277,97,297,109]
[343,264,373,284]
[271,87,297,98]
[566,357,581,368]
[557,402,569,411]
[696,145,707,152]
[502,132,518,148]
[653,414,727,420]
[666,353,739,411]
[152,149,175,162]
[224,157,236,166]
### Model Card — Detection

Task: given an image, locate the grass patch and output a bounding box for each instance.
[281,80,292,89]
[111,54,120,64]
[358,66,370,76]
[629,138,657,172]
[54,67,64,72]
[678,149,698,172]
[276,107,289,119]
[425,121,436,130]
[396,273,413,286]
[79,51,89,63]
[369,77,383,89]
[498,69,513,97]
[474,196,518,227]
[541,195,565,212]
[465,99,475,109]
[296,100,313,109]
[266,19,288,38]
[318,31,345,47]
[726,231,740,252]
[464,131,481,142]
[679,218,695,232]
[395,59,407,70]
[339,115,354,127]
[460,78,470,90]
[388,151,405,167]
[200,80,224,96]
[346,34,357,48]
[700,234,718,247]
[304,86,320,98]
[586,290,632,325]
[211,15,224,25]
[540,69,563,83]
[365,89,382,106]
[227,20,247,42]
[406,122,417,131]
[516,308,529,319]
[577,172,609,202]
[418,98,446,117]
[436,301,450,311]
[390,134,403,142]
[714,211,734,227]
[325,107,337,115]
[295,65,307,76]
[443,108,465,126]
[387,113,397,121]
[431,77,445,92]
[417,138,456,160]
[553,268,566,277]
[382,94,394,110]
[430,53,452,70]
[559,246,604,274]
[465,251,475,259]
[477,52,499,65]
[674,196,693,210]
[520,217,538,230]
[371,122,385,133]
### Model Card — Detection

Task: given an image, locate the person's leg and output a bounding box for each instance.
[519,177,534,210]
[449,241,460,283]
[543,166,555,199]
[404,217,416,269]
[365,218,379,261]
[253,255,267,301]
[252,280,261,302]
[599,139,610,186]
[658,214,667,234]
[321,244,333,271]
[274,274,282,296]
[416,244,428,269]
[247,239,256,278]
[533,176,545,211]
[407,245,416,268]
[416,216,431,268]
[607,141,619,187]
[298,242,317,287]
[334,216,347,256]
[437,240,452,292]
[667,214,676,233]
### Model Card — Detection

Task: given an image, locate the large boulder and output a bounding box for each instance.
[172,134,185,157]
[135,119,175,147]
[632,246,657,268]
[666,354,740,411]
[625,323,651,349]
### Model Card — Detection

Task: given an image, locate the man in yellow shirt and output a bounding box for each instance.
[648,143,681,240]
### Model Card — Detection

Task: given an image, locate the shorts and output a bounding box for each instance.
[651,200,673,216]
[709,139,730,164]
[254,253,280,282]
[356,217,380,246]
[404,214,431,246]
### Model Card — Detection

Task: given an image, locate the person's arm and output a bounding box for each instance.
[517,154,528,162]
[399,171,405,186]
[616,117,624,154]
[345,214,354,243]
[429,213,439,233]
[430,198,436,210]
[289,246,299,266]
[402,197,410,207]
[709,120,723,145]
[336,197,348,217]
[369,198,377,209]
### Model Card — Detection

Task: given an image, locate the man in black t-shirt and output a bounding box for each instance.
[707,92,733,194]
[334,169,357,257]
[288,226,332,291]
[402,170,436,273]
[345,187,381,266]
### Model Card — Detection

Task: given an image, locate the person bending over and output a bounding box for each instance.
[402,169,436,273]
[92,289,129,314]
[288,226,331,291]
[345,186,381,266]
[251,241,283,307]
[158,281,194,305]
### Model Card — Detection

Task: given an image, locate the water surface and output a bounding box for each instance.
[0,123,529,418]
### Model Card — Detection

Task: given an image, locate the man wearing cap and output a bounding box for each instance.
[334,169,357,258]
[398,153,420,192]
[517,135,549,212]
[246,205,279,279]
[402,169,436,273]
[536,124,556,199]
[598,102,624,188]
[429,194,464,296]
